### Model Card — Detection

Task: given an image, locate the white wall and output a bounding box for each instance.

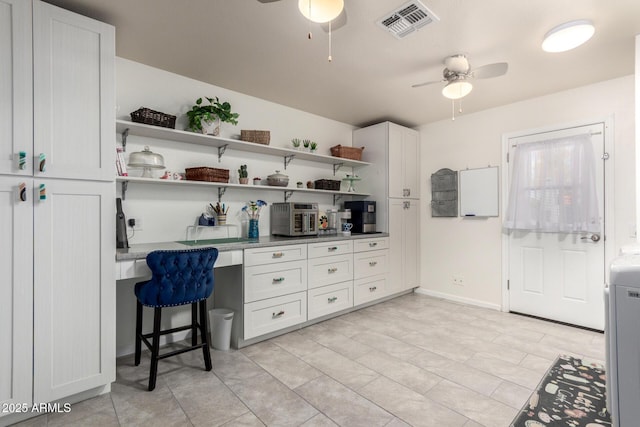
[418,75,635,309]
[115,58,357,356]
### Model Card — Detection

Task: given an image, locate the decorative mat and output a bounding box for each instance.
[511,354,611,427]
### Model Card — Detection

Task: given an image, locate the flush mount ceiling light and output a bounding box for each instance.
[298,0,344,23]
[542,19,595,53]
[441,78,473,100]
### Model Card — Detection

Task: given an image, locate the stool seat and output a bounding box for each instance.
[134,247,218,391]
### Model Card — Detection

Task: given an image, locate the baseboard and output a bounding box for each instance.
[414,287,502,311]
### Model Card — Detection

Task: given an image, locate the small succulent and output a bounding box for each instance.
[310,141,318,151]
[238,164,248,178]
[291,138,301,148]
[302,139,311,148]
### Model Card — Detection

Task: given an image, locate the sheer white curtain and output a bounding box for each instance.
[504,133,600,232]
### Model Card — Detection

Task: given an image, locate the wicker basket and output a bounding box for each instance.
[130,107,176,129]
[314,179,341,191]
[330,145,364,161]
[185,167,229,183]
[240,130,270,145]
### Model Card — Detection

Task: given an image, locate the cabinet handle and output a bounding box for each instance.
[18,151,27,170]
[368,242,378,247]
[407,188,411,197]
[327,267,338,273]
[328,246,338,252]
[39,153,46,172]
[369,261,377,267]
[369,286,377,292]
[327,296,338,303]
[272,310,285,318]
[272,252,284,258]
[272,277,285,283]
[39,183,46,201]
[19,182,27,202]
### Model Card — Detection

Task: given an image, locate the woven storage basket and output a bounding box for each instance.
[130,107,176,129]
[185,167,229,183]
[330,145,364,161]
[314,179,341,191]
[240,130,270,145]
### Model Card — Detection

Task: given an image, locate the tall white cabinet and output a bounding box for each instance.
[354,122,420,294]
[0,0,115,415]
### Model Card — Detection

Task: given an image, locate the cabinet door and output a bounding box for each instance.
[0,0,32,176]
[387,199,405,295]
[0,177,33,415]
[402,128,420,199]
[33,179,115,402]
[403,200,419,290]
[33,1,115,182]
[388,124,404,198]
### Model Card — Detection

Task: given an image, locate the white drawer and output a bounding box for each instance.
[244,260,307,303]
[354,275,387,306]
[244,244,307,266]
[308,240,353,258]
[244,291,307,340]
[308,281,353,320]
[354,249,388,279]
[354,237,389,253]
[307,253,353,289]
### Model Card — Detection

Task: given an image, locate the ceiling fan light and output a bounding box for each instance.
[542,19,595,53]
[298,0,344,23]
[442,80,473,100]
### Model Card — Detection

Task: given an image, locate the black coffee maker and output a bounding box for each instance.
[344,201,376,233]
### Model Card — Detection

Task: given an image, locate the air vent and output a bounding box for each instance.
[377,0,439,39]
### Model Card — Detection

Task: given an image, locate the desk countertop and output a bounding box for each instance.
[116,233,389,261]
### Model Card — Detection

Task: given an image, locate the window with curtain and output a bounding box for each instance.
[504,133,600,233]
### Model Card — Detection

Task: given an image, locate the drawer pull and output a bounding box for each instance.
[272,310,285,318]
[328,246,338,252]
[369,242,378,247]
[327,267,338,273]
[327,296,338,303]
[369,261,378,267]
[369,286,377,292]
[272,252,284,258]
[272,277,285,283]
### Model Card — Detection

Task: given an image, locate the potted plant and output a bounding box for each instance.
[310,141,318,153]
[253,177,261,185]
[238,164,248,184]
[291,138,301,150]
[296,181,303,188]
[303,139,311,151]
[186,96,239,135]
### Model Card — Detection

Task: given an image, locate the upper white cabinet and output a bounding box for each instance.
[0,0,115,417]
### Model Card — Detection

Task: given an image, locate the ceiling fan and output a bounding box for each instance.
[412,54,508,100]
[256,0,348,33]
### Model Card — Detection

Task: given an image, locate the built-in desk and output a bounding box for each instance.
[115,233,397,350]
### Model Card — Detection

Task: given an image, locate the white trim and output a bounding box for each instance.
[414,287,502,311]
[500,116,615,312]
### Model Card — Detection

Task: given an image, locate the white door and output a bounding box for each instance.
[33,179,115,402]
[32,0,115,182]
[507,123,605,330]
[404,199,419,290]
[0,177,33,416]
[387,198,404,294]
[0,0,32,176]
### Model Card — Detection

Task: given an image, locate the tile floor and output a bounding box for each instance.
[13,294,606,427]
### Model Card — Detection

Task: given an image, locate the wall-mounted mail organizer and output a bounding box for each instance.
[459,166,499,217]
[431,168,458,217]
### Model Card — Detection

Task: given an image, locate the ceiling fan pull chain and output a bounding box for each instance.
[459,99,463,114]
[451,100,455,121]
[328,21,332,62]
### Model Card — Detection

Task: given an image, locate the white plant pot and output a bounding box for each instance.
[201,118,220,136]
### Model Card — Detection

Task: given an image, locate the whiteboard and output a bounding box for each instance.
[459,166,499,217]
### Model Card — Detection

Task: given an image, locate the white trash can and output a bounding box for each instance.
[209,308,234,350]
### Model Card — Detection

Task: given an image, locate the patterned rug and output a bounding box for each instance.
[511,355,611,427]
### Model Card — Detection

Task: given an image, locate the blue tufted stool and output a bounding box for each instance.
[134,247,218,391]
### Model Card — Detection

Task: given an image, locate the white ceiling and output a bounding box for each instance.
[46,0,640,127]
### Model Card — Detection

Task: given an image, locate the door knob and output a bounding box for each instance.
[580,234,601,242]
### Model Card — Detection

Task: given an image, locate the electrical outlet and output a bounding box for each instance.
[128,217,143,231]
[452,275,464,286]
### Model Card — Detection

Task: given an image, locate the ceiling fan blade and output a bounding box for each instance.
[319,8,347,32]
[411,79,443,89]
[256,0,281,3]
[472,62,508,79]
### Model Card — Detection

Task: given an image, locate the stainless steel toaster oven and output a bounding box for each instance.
[270,202,318,236]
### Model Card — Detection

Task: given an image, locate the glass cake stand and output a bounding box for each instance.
[342,175,361,193]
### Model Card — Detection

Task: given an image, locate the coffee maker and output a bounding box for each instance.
[344,201,376,233]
